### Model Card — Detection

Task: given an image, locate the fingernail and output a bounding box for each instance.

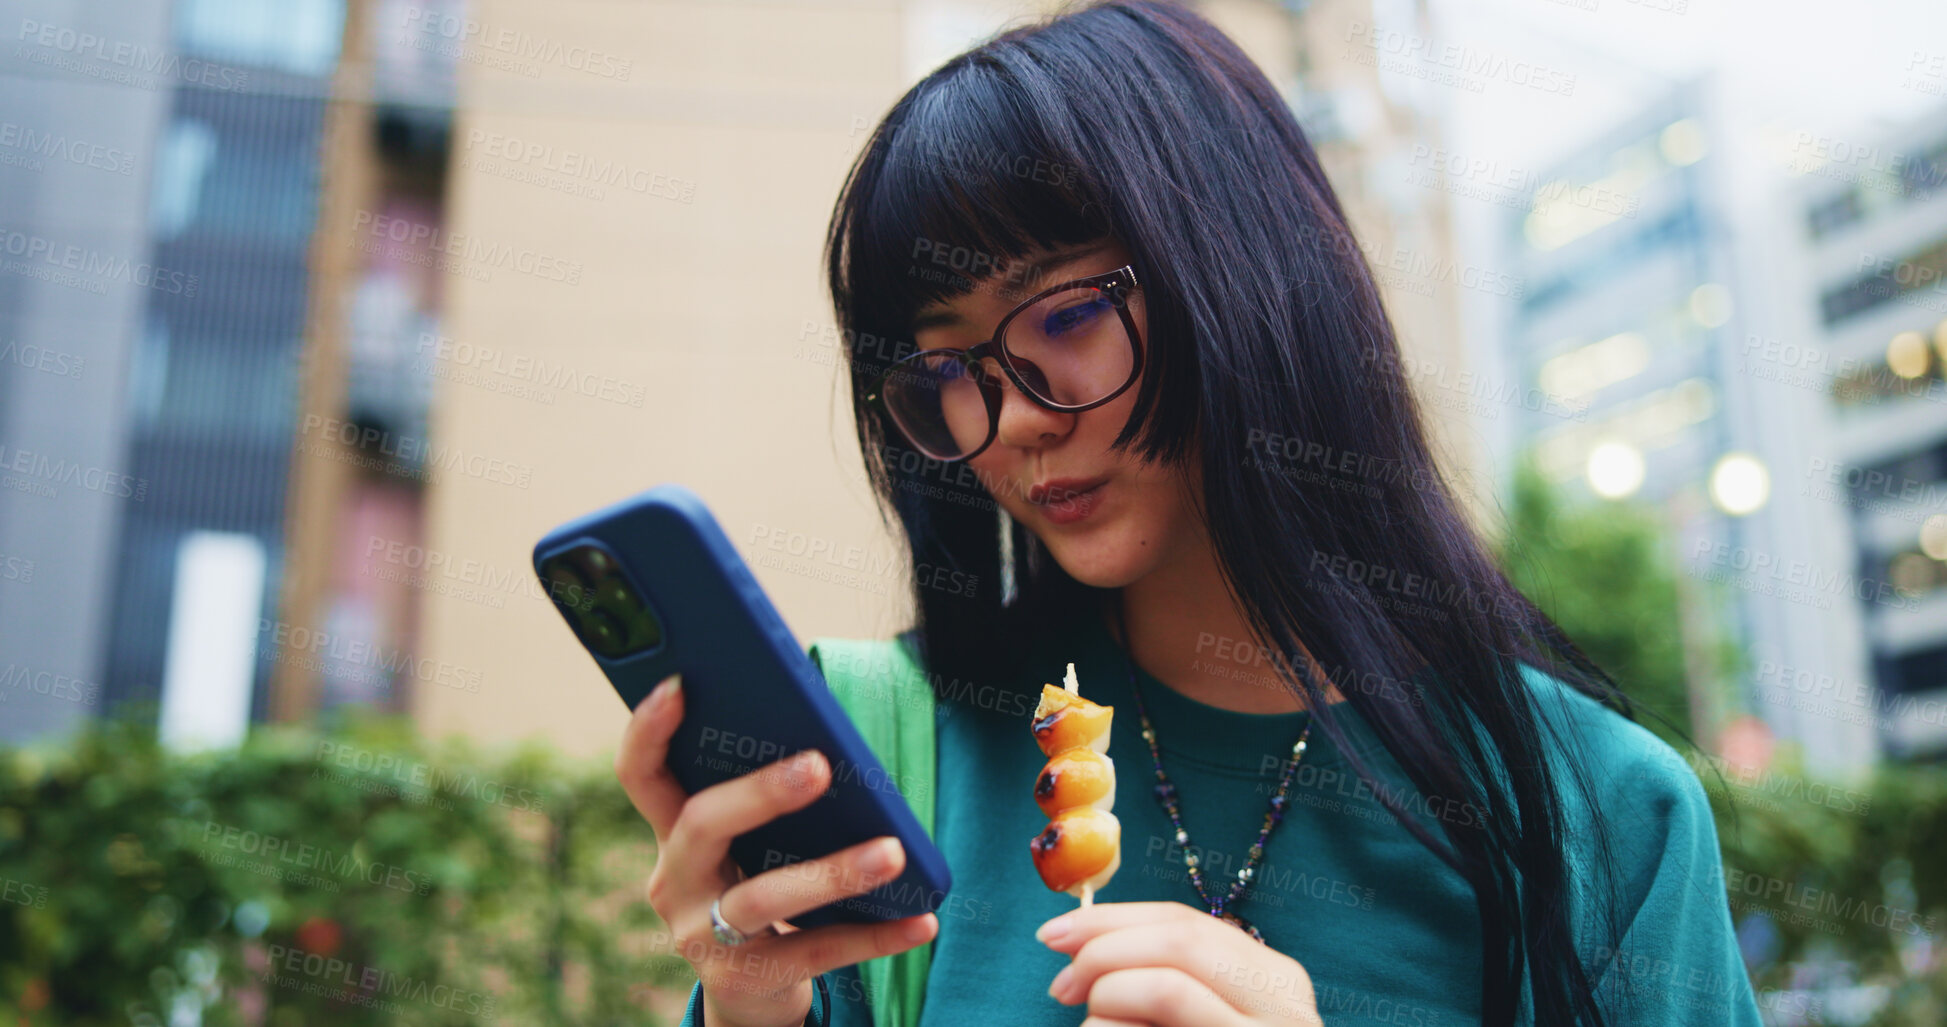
[785,749,826,788]
[858,837,898,875]
[901,915,932,944]
[1048,965,1073,1000]
[649,674,681,709]
[1035,915,1070,944]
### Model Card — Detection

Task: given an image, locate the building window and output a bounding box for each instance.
[150,119,218,240]
[174,0,344,75]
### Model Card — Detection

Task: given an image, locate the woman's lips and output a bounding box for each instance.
[1031,479,1107,525]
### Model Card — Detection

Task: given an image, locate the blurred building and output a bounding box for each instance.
[0,0,463,746]
[268,0,459,723]
[0,0,350,744]
[1499,79,1900,772]
[1788,103,1947,760]
[0,1,170,742]
[1500,82,1761,748]
[1507,83,1728,507]
[107,2,349,729]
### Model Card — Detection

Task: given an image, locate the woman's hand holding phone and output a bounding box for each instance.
[616,673,940,1027]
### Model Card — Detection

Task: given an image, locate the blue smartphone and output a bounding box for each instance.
[531,483,951,928]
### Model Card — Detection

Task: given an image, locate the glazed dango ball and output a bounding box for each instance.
[1031,683,1112,757]
[1033,748,1116,819]
[1030,807,1123,896]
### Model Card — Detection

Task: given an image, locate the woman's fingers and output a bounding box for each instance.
[1050,920,1242,1007]
[761,912,940,980]
[719,835,908,932]
[693,913,937,1015]
[1080,967,1251,1027]
[614,674,688,839]
[613,674,928,1027]
[657,746,832,900]
[1037,900,1212,954]
[1053,920,1319,1026]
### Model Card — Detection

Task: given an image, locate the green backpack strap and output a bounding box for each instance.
[808,634,937,1027]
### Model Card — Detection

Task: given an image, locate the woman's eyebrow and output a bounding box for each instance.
[1024,240,1110,280]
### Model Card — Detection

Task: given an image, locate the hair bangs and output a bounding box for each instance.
[843,60,1112,358]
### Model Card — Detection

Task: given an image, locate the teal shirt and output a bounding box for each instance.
[683,614,1761,1025]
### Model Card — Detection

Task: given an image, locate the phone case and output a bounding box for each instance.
[532,483,952,928]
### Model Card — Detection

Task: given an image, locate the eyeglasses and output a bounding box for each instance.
[865,264,1145,462]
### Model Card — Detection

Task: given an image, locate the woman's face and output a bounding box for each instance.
[908,238,1204,588]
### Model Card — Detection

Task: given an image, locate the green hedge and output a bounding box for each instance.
[1706,753,1947,1024]
[0,714,691,1025]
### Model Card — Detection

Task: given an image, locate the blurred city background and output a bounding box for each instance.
[2,0,1946,1022]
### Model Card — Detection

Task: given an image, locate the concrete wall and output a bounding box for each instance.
[416,0,920,755]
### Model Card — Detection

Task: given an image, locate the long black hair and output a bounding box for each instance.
[822,1,1638,1022]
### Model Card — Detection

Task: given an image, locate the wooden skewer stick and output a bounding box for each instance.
[1064,661,1094,907]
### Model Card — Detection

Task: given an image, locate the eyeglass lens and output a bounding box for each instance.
[882,282,1134,460]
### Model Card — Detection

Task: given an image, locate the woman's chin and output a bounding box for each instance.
[1042,533,1155,589]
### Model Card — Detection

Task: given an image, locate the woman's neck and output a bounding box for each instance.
[1106,520,1324,715]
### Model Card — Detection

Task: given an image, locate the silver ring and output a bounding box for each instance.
[711,895,754,946]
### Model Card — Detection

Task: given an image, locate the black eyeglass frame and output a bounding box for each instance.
[863,263,1146,463]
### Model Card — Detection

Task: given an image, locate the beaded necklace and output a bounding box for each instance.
[1115,601,1311,945]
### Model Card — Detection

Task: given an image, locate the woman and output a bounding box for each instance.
[617,1,1760,1024]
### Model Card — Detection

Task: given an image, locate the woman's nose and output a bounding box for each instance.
[990,357,1072,449]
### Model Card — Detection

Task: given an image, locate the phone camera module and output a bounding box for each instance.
[541,544,664,659]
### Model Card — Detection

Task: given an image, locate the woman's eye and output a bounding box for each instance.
[1042,297,1107,337]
